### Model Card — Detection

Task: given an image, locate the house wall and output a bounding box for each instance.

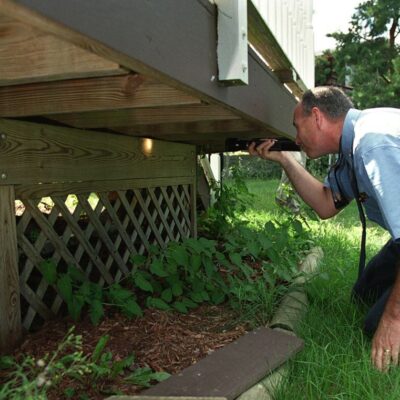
[250,0,315,89]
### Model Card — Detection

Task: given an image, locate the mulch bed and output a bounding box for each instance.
[2,304,249,399]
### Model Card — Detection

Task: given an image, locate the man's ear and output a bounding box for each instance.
[311,107,323,129]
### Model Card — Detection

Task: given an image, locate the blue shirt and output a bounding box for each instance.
[324,108,400,240]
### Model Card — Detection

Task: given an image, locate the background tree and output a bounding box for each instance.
[319,0,400,108]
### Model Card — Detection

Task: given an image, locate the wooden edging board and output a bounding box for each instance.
[140,327,303,400]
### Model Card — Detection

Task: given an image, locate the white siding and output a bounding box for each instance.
[251,0,314,88]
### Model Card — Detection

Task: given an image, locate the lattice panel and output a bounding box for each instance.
[16,185,192,331]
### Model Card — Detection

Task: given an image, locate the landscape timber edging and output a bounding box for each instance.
[236,246,324,400]
[106,246,324,400]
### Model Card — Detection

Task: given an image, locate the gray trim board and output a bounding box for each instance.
[12,0,296,138]
[143,326,303,399]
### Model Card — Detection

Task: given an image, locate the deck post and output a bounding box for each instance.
[0,185,22,353]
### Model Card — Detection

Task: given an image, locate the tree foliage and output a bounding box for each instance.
[317,0,400,108]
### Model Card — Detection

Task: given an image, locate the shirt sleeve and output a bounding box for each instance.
[361,145,400,240]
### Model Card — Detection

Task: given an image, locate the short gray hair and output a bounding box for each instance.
[301,86,354,120]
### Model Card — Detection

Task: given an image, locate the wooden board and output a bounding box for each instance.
[0,13,126,86]
[0,74,201,117]
[48,104,240,129]
[143,327,303,399]
[0,186,22,353]
[115,119,257,136]
[1,0,297,137]
[0,118,196,185]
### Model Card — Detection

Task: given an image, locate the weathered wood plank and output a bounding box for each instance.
[49,104,240,129]
[0,119,196,185]
[0,185,22,353]
[15,177,195,199]
[0,14,126,86]
[144,327,303,399]
[115,119,257,136]
[0,0,297,137]
[0,74,201,117]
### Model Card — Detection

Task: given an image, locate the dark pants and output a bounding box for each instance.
[352,240,399,336]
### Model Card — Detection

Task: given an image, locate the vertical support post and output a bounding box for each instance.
[190,148,198,239]
[0,185,22,353]
[190,177,198,239]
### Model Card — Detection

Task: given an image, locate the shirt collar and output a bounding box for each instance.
[341,108,362,162]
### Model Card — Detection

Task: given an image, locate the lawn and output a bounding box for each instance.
[243,179,400,400]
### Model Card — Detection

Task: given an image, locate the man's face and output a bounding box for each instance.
[293,104,320,159]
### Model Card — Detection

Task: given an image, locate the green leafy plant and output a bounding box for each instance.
[199,169,254,238]
[39,262,142,324]
[0,328,169,400]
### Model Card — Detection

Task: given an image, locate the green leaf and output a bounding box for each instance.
[89,299,104,325]
[124,367,169,387]
[229,252,243,268]
[0,356,14,370]
[57,273,73,303]
[190,254,202,272]
[247,241,260,258]
[170,246,189,267]
[161,288,173,303]
[171,281,183,297]
[111,354,135,378]
[166,261,177,274]
[77,281,92,301]
[203,257,216,278]
[91,282,103,300]
[122,299,143,317]
[189,291,204,303]
[67,265,86,283]
[150,259,168,277]
[184,238,205,253]
[291,219,303,235]
[173,301,188,313]
[40,260,57,285]
[68,297,84,321]
[108,283,134,304]
[258,236,273,250]
[211,291,225,305]
[134,272,154,293]
[64,387,76,399]
[130,254,147,265]
[147,297,170,311]
[91,335,110,363]
[151,371,171,382]
[182,297,197,309]
[201,290,210,301]
[266,247,280,264]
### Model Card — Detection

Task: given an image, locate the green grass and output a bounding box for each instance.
[242,178,400,399]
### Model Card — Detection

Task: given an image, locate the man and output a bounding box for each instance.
[249,86,400,371]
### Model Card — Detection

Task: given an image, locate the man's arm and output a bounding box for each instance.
[372,256,400,371]
[249,140,339,219]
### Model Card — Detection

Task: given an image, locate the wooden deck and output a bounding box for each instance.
[0,0,302,153]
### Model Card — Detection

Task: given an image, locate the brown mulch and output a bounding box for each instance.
[2,305,249,399]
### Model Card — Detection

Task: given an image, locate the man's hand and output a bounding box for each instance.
[372,313,400,371]
[248,139,291,163]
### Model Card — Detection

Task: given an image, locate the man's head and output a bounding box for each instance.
[293,86,354,158]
